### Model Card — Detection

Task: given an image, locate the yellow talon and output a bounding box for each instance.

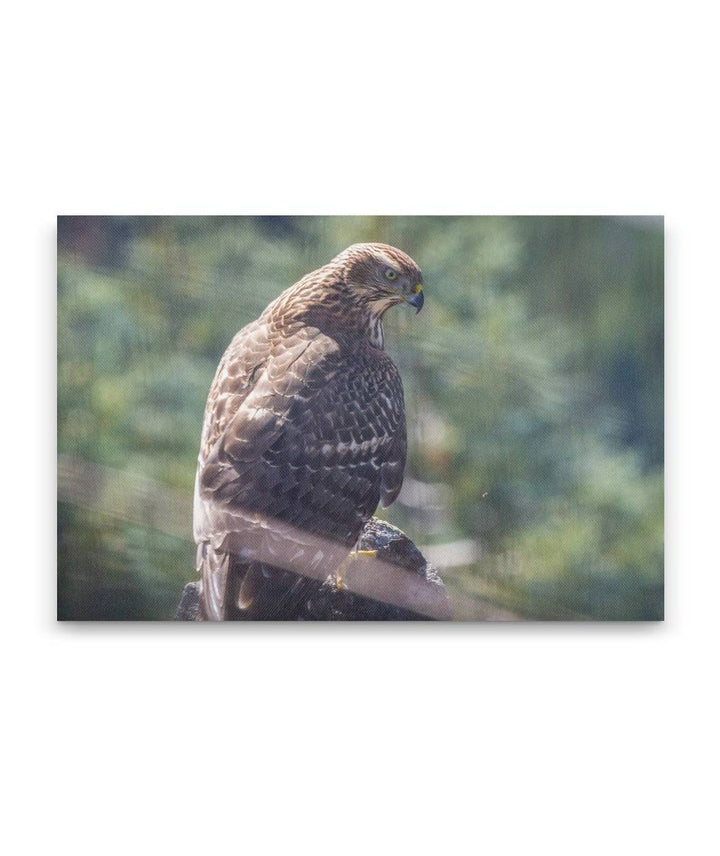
[335,549,378,589]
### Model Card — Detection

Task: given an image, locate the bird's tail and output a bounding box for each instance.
[196,542,230,620]
[197,542,315,620]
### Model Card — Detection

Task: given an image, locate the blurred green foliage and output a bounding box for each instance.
[57,216,663,619]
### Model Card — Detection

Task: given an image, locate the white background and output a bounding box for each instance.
[2,2,717,854]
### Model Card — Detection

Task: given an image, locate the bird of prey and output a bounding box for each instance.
[193,242,424,620]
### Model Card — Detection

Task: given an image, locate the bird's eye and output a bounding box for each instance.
[384,269,398,282]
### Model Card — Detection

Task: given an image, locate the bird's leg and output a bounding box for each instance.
[335,553,350,590]
[335,545,378,590]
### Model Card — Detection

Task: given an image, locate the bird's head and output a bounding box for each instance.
[333,242,424,316]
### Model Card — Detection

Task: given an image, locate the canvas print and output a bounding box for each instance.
[57,216,664,620]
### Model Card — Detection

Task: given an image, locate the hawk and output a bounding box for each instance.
[193,242,424,620]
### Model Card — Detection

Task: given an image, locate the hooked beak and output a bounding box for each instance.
[407,284,424,314]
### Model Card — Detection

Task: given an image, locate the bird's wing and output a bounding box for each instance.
[196,316,272,469]
[196,333,407,554]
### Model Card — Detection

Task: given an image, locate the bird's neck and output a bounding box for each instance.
[363,310,385,349]
[273,278,386,349]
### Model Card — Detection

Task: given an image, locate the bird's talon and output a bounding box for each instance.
[335,548,378,589]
